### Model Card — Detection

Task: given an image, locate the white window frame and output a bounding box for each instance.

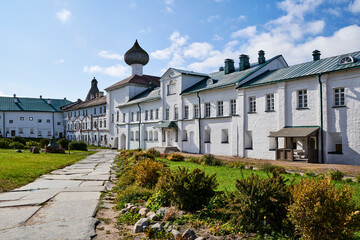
[165,108,170,120]
[174,106,178,120]
[167,80,176,95]
[217,101,223,116]
[184,105,189,119]
[205,102,211,118]
[266,94,275,111]
[230,99,236,115]
[248,97,256,113]
[194,104,199,118]
[298,89,308,108]
[334,87,345,106]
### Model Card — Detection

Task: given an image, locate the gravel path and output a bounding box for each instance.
[0,150,118,240]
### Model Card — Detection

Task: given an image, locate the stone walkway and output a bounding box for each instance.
[0,150,118,240]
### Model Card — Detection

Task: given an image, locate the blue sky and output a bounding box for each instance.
[1,0,360,101]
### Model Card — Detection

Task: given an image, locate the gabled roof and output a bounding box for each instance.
[0,97,72,112]
[181,55,283,95]
[239,51,360,89]
[171,68,210,77]
[105,74,160,91]
[63,96,106,111]
[118,88,161,108]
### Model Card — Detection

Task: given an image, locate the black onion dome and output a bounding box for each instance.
[124,40,149,66]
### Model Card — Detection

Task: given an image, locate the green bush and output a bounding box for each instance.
[185,156,200,164]
[303,171,316,178]
[25,141,39,149]
[0,138,12,149]
[13,136,26,145]
[146,190,169,212]
[327,169,344,181]
[259,163,285,174]
[219,173,292,234]
[345,178,353,183]
[115,185,154,209]
[167,153,184,162]
[69,141,87,151]
[133,159,164,188]
[39,138,50,148]
[57,138,70,149]
[129,151,154,162]
[200,154,223,166]
[355,175,360,183]
[156,167,218,211]
[9,141,25,149]
[145,148,161,158]
[288,178,360,240]
[227,161,245,169]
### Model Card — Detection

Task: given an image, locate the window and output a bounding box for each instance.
[136,111,140,121]
[217,101,223,116]
[205,102,211,117]
[167,80,176,95]
[328,132,342,154]
[298,90,307,108]
[38,119,42,123]
[94,108,96,114]
[104,106,106,113]
[30,129,34,134]
[104,120,106,127]
[20,117,24,121]
[116,111,119,122]
[154,131,159,141]
[112,114,114,123]
[245,131,253,149]
[130,131,134,140]
[94,135,97,142]
[47,119,50,123]
[38,131,42,137]
[86,110,88,116]
[165,108,170,120]
[100,107,102,114]
[57,122,60,125]
[149,131,153,141]
[9,120,13,124]
[19,128,23,134]
[145,110,149,120]
[131,112,134,122]
[204,129,211,143]
[29,117,33,121]
[266,94,274,111]
[249,97,256,113]
[100,121,102,128]
[123,113,126,123]
[155,109,159,119]
[182,130,187,141]
[48,131,51,136]
[334,87,345,106]
[194,104,199,118]
[150,110,153,120]
[221,129,229,143]
[230,99,236,115]
[174,106,178,120]
[184,105,189,119]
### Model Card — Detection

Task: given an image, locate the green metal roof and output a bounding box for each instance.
[118,88,161,108]
[0,97,72,112]
[181,55,282,95]
[239,51,360,89]
[171,68,210,77]
[154,121,178,128]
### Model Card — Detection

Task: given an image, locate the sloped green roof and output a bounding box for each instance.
[181,55,282,95]
[239,51,360,88]
[0,97,72,112]
[154,121,178,128]
[171,68,210,77]
[118,88,161,108]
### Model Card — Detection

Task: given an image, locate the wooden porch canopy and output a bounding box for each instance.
[269,127,319,138]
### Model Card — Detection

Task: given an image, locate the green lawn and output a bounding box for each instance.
[162,159,360,207]
[0,149,96,192]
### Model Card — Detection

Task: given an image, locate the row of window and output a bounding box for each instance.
[68,134,107,143]
[1,129,59,136]
[67,106,106,118]
[68,119,106,131]
[8,118,61,125]
[130,130,159,141]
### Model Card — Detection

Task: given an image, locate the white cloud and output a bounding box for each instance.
[56,9,71,23]
[165,6,173,13]
[98,50,123,60]
[55,59,64,64]
[184,42,214,60]
[207,15,220,22]
[164,0,174,13]
[231,26,257,38]
[165,0,174,4]
[139,27,152,34]
[213,34,223,41]
[349,0,360,13]
[83,64,129,78]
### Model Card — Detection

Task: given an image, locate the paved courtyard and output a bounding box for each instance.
[0,150,117,240]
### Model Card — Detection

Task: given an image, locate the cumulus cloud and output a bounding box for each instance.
[349,0,360,13]
[207,15,220,22]
[83,64,130,78]
[164,0,174,13]
[56,9,71,23]
[55,59,64,64]
[98,50,123,60]
[231,26,257,38]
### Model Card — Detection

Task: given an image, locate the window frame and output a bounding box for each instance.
[194,104,199,118]
[205,102,211,118]
[266,94,275,111]
[230,99,236,115]
[184,105,189,119]
[217,101,224,116]
[297,89,308,109]
[248,96,256,113]
[334,87,345,107]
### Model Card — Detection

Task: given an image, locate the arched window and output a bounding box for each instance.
[204,129,211,143]
[167,80,176,95]
[149,131,153,141]
[182,130,187,141]
[130,131,134,140]
[154,131,159,141]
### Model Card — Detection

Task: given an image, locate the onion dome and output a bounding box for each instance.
[124,40,149,66]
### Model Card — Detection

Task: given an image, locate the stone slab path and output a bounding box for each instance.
[0,150,118,240]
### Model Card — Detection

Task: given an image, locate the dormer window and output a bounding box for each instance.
[338,55,354,65]
[167,80,176,95]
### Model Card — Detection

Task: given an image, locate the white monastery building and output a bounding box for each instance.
[2,40,360,165]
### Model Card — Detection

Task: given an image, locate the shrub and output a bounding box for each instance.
[327,169,344,181]
[26,140,39,149]
[292,172,301,177]
[185,156,201,164]
[115,185,154,209]
[57,138,70,150]
[288,178,360,240]
[227,161,245,169]
[219,173,292,234]
[117,212,141,225]
[303,171,316,178]
[146,190,169,212]
[9,141,25,149]
[160,153,168,159]
[145,148,161,158]
[345,178,353,183]
[129,151,154,162]
[133,159,164,188]
[0,138,12,149]
[39,138,50,148]
[259,163,285,174]
[200,154,223,166]
[156,167,218,211]
[355,175,360,183]
[167,153,184,162]
[13,136,26,145]
[69,141,87,151]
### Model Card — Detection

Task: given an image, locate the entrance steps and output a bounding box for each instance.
[154,146,180,153]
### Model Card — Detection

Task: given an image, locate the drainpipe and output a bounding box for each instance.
[318,74,324,164]
[137,103,141,149]
[196,92,201,154]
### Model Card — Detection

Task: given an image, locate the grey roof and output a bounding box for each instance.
[0,97,72,112]
[239,51,360,89]
[181,55,282,94]
[118,88,160,108]
[171,68,210,77]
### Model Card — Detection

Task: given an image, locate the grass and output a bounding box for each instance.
[87,145,109,150]
[0,149,96,192]
[162,159,360,207]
